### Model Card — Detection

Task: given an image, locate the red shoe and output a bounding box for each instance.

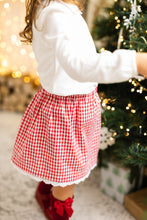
[45,193,74,220]
[35,181,74,220]
[35,181,53,214]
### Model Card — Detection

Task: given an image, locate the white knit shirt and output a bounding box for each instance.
[32,0,141,96]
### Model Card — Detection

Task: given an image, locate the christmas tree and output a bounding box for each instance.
[92,0,147,169]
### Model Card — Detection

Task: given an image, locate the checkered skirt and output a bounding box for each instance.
[11,87,101,186]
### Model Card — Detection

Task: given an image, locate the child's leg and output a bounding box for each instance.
[52,184,75,201]
[50,184,75,219]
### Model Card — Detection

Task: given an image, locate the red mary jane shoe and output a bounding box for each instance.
[35,181,74,220]
[45,193,74,220]
[35,181,53,211]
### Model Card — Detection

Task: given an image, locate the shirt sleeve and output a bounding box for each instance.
[40,5,142,84]
[55,36,140,83]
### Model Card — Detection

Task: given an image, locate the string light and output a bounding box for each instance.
[24,76,31,83]
[119,35,124,42]
[110,11,114,15]
[126,103,132,110]
[12,71,22,78]
[99,48,105,52]
[113,132,117,136]
[115,24,120,29]
[125,132,130,136]
[107,106,111,110]
[129,78,147,93]
[131,109,136,113]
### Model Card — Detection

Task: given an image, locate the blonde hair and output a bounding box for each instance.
[19,0,85,44]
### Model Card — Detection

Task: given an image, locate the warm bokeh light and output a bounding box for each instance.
[0,0,37,76]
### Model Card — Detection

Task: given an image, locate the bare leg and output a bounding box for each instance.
[52,184,75,201]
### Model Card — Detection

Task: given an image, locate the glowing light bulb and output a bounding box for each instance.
[115,24,120,29]
[102,103,106,108]
[131,88,135,92]
[100,48,105,52]
[120,125,124,129]
[29,52,35,59]
[107,106,111,110]
[11,35,17,43]
[34,78,41,86]
[4,3,9,9]
[120,36,124,42]
[1,59,8,67]
[131,109,136,113]
[24,76,31,83]
[125,132,129,136]
[12,71,22,78]
[20,49,26,55]
[113,132,117,136]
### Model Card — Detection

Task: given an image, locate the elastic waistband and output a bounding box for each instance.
[40,87,98,102]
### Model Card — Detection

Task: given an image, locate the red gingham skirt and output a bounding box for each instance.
[11,87,101,186]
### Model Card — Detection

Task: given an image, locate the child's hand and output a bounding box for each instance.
[136,52,147,78]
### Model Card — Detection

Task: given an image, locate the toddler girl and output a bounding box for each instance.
[11,0,147,219]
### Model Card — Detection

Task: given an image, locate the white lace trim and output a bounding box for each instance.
[10,161,97,187]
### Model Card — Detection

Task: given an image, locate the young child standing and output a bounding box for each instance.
[11,0,147,219]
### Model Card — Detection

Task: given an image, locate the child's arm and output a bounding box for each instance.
[55,37,145,83]
[136,53,147,78]
[40,5,146,83]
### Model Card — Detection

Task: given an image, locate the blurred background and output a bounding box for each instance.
[0,0,147,219]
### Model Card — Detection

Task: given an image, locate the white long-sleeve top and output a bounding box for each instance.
[32,0,141,96]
